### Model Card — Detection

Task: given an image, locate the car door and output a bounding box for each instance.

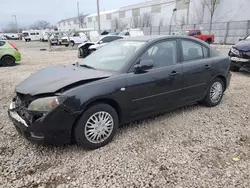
[180,39,213,103]
[126,39,183,118]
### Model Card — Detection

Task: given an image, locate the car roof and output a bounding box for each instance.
[119,35,198,42]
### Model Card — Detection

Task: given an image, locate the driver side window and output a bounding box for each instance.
[140,40,177,68]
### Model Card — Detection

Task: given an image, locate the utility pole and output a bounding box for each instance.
[186,0,190,25]
[12,15,20,40]
[77,1,80,29]
[97,0,101,34]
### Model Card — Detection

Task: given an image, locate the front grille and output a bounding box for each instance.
[62,39,68,42]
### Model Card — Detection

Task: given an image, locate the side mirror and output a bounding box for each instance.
[134,60,153,73]
[239,39,243,41]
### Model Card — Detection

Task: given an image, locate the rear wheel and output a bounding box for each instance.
[0,56,15,66]
[206,38,211,44]
[74,103,119,149]
[201,78,224,107]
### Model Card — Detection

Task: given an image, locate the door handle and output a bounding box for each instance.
[169,71,180,77]
[204,65,211,69]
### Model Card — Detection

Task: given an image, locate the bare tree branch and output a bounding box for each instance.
[111,17,127,30]
[202,0,220,33]
[141,13,152,27]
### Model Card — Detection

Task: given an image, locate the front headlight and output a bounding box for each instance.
[28,96,67,112]
[231,47,240,56]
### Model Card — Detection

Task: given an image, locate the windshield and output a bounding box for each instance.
[22,32,29,37]
[79,41,145,71]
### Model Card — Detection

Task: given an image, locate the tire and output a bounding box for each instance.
[0,56,15,66]
[206,39,211,44]
[78,48,83,58]
[65,44,69,47]
[201,78,224,107]
[74,103,119,149]
[230,63,240,72]
[70,41,75,47]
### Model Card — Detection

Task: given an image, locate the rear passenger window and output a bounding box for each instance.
[181,40,203,61]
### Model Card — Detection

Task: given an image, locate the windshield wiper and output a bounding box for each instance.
[80,64,96,70]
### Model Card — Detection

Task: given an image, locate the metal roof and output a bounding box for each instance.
[86,9,118,18]
[58,15,89,23]
[117,0,175,12]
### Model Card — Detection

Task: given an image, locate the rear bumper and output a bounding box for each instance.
[14,51,21,62]
[230,57,250,71]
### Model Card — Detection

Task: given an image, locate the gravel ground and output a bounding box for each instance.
[0,41,250,188]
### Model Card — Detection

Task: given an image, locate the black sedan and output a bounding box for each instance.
[229,34,250,72]
[8,36,231,149]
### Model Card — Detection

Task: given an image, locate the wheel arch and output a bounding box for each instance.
[0,54,16,61]
[214,75,227,91]
[71,97,122,141]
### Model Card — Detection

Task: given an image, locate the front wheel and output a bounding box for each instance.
[70,41,75,47]
[201,78,224,107]
[74,103,119,149]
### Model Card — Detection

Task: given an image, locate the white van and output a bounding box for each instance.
[22,30,41,42]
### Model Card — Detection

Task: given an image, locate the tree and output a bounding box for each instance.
[131,16,141,28]
[30,20,51,29]
[202,0,220,33]
[192,0,205,24]
[141,13,152,27]
[78,13,86,28]
[159,17,164,27]
[2,22,17,33]
[111,17,127,30]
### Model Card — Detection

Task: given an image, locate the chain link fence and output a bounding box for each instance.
[109,20,250,45]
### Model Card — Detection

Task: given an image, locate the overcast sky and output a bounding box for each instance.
[0,0,144,28]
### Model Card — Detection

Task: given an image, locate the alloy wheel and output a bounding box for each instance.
[84,111,114,144]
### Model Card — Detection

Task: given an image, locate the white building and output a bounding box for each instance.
[57,15,88,31]
[85,9,118,31]
[58,0,250,31]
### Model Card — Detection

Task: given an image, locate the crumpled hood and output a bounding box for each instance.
[235,40,250,52]
[16,65,112,96]
[88,43,106,50]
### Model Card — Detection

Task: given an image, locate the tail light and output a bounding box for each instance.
[8,42,18,51]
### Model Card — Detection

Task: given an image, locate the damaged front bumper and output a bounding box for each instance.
[229,50,250,71]
[8,101,79,145]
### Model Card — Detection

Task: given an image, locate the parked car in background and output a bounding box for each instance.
[8,36,231,149]
[179,29,214,44]
[61,32,88,47]
[78,35,124,58]
[0,35,7,40]
[228,34,250,72]
[0,40,21,66]
[22,30,41,42]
